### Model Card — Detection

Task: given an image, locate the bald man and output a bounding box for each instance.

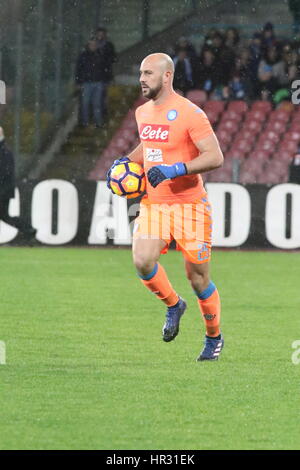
[106,53,224,361]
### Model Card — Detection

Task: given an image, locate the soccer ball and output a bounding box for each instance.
[108,161,146,199]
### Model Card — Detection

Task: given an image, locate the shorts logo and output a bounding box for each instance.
[203,313,216,321]
[167,109,177,121]
[197,243,209,261]
[146,148,163,162]
[140,123,169,142]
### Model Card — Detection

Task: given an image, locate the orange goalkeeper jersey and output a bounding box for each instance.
[135,91,214,203]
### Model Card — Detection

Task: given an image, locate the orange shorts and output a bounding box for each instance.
[133,196,212,264]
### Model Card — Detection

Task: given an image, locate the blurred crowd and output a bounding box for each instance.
[73,22,300,128]
[169,22,300,104]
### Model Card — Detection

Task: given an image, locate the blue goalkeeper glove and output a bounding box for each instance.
[147,162,187,188]
[106,156,130,189]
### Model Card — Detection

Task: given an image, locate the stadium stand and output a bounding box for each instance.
[90,97,300,184]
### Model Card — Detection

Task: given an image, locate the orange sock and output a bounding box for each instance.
[196,281,221,337]
[138,263,179,307]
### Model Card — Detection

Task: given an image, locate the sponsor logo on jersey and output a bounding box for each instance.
[146,148,163,162]
[139,123,169,142]
[167,109,178,121]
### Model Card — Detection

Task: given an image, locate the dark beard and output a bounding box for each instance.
[144,80,163,100]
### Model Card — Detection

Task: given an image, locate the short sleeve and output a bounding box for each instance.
[186,106,214,144]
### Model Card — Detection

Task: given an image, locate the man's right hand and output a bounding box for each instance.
[106,156,130,189]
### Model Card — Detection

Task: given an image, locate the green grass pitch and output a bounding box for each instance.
[0,247,300,450]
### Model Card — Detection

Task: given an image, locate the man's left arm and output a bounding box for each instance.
[185,133,223,174]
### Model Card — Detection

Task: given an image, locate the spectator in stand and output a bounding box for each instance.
[95,27,116,120]
[211,31,236,85]
[0,127,36,242]
[174,36,197,60]
[227,73,246,100]
[195,47,223,96]
[173,36,197,76]
[260,22,277,53]
[272,44,300,103]
[248,32,263,96]
[224,27,240,49]
[75,38,105,128]
[288,0,300,36]
[228,49,254,99]
[203,28,219,48]
[257,45,286,100]
[282,44,300,83]
[173,48,193,94]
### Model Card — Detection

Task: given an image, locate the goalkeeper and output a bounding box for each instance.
[107,53,224,361]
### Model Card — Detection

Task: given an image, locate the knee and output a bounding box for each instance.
[133,251,156,276]
[187,270,210,294]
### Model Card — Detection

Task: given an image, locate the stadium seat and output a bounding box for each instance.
[255,139,277,154]
[204,109,219,125]
[239,159,265,184]
[264,120,287,134]
[258,160,288,183]
[221,156,234,169]
[257,171,279,184]
[251,146,274,159]
[290,109,300,120]
[186,90,207,107]
[246,110,266,122]
[258,130,281,144]
[239,171,258,184]
[289,124,300,134]
[220,140,230,152]
[227,148,247,159]
[248,150,271,161]
[204,100,225,115]
[227,100,248,115]
[276,149,295,162]
[238,129,254,141]
[218,119,239,133]
[285,130,300,142]
[209,167,232,183]
[216,129,233,146]
[251,100,273,113]
[246,156,265,169]
[242,120,262,134]
[239,168,259,184]
[268,109,290,123]
[230,138,253,155]
[279,139,299,153]
[239,169,260,184]
[222,110,241,121]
